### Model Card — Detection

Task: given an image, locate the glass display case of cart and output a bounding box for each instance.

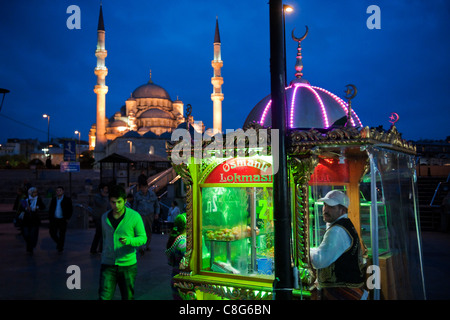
[200,158,275,280]
[307,155,390,257]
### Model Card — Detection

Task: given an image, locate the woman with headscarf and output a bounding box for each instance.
[165,213,187,300]
[19,187,45,255]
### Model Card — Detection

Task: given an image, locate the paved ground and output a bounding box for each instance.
[421,230,450,300]
[0,220,449,300]
[0,222,172,300]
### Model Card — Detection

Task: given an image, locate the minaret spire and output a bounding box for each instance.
[97,3,104,31]
[211,17,224,134]
[93,2,108,158]
[214,16,221,43]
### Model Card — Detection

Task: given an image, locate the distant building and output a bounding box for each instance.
[0,138,89,167]
[1,138,41,158]
[415,138,450,165]
[414,138,450,177]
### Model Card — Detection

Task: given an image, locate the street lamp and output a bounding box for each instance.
[42,114,50,157]
[75,130,81,160]
[283,4,293,13]
[270,0,293,299]
[283,4,294,85]
[0,88,10,112]
[127,140,133,153]
[74,130,81,143]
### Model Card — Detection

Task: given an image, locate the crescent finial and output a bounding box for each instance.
[291,25,309,43]
[344,84,357,100]
[344,84,357,127]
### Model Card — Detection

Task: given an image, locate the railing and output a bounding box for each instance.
[128,167,176,195]
[430,173,450,206]
[71,203,92,229]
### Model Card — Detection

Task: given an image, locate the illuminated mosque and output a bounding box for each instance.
[89,5,223,160]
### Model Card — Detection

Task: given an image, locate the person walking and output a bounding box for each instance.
[166,200,181,232]
[13,186,27,231]
[90,183,110,254]
[19,187,46,255]
[125,193,134,208]
[133,182,160,254]
[165,213,187,300]
[98,185,147,300]
[48,186,73,253]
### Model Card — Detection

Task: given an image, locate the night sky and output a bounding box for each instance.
[0,0,449,145]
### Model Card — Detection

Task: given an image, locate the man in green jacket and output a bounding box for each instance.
[99,185,147,300]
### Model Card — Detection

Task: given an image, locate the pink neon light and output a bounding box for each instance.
[259,84,362,129]
[290,83,329,128]
[289,84,301,127]
[259,99,272,125]
[260,85,290,126]
[303,84,329,128]
[351,109,363,127]
[312,86,363,127]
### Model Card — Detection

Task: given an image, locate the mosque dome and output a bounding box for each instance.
[110,119,127,128]
[122,130,141,138]
[132,81,171,100]
[244,27,363,130]
[140,108,174,119]
[142,131,158,138]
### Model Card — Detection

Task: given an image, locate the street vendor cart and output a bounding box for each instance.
[165,20,426,299]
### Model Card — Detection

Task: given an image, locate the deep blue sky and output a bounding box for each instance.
[0,0,449,145]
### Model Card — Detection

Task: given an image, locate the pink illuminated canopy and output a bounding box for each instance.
[249,82,363,129]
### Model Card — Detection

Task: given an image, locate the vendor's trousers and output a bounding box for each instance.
[99,263,137,300]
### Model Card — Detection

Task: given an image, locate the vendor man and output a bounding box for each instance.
[310,190,367,300]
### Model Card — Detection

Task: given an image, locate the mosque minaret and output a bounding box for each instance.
[211,17,223,134]
[93,4,108,158]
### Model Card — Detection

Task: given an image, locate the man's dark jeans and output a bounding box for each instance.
[49,218,67,251]
[98,263,137,300]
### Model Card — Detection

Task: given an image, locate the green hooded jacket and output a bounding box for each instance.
[101,207,147,266]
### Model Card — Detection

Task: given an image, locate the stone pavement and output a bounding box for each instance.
[0,220,449,300]
[0,222,172,300]
[420,230,450,300]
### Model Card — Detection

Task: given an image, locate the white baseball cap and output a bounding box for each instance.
[318,190,349,208]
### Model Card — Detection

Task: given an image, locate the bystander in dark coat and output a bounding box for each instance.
[48,186,73,253]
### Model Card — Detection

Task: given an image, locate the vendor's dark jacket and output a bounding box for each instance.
[49,195,73,221]
[317,218,365,288]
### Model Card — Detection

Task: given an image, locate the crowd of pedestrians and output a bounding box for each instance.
[12,174,185,300]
